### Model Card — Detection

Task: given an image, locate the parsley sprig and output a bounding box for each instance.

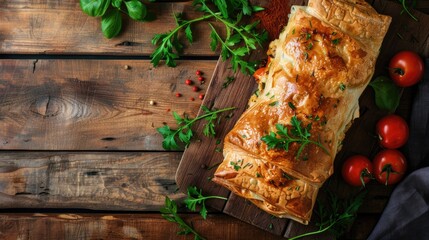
[161,186,227,240]
[290,190,366,239]
[160,196,205,240]
[157,106,236,150]
[184,186,227,219]
[151,0,267,74]
[261,116,330,159]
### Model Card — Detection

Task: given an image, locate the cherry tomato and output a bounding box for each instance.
[373,149,407,185]
[253,57,272,81]
[341,155,373,187]
[388,51,424,87]
[376,114,409,149]
[253,67,266,81]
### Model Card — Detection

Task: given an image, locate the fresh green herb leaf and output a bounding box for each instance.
[369,76,401,112]
[261,116,330,159]
[269,101,279,106]
[184,186,227,219]
[160,196,205,240]
[80,0,110,17]
[151,0,267,74]
[288,102,296,110]
[339,83,346,91]
[157,106,236,150]
[282,172,296,180]
[289,190,366,239]
[80,0,152,38]
[185,24,193,43]
[332,38,341,45]
[256,172,262,178]
[243,162,252,169]
[222,76,235,89]
[230,160,242,171]
[101,8,122,39]
[112,0,123,9]
[125,0,147,20]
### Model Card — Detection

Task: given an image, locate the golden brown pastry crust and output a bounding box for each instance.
[213,0,391,224]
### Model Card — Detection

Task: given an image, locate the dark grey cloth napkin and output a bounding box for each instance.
[368,59,429,240]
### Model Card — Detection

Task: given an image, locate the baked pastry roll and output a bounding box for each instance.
[213,0,391,224]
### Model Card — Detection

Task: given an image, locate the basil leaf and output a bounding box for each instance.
[369,76,402,112]
[125,0,147,21]
[80,0,111,17]
[112,0,123,8]
[101,9,122,38]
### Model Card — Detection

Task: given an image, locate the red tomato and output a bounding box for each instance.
[341,155,373,187]
[388,51,424,87]
[373,149,407,185]
[253,57,272,81]
[253,67,266,81]
[376,114,409,149]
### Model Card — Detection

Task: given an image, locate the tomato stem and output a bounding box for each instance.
[393,67,405,76]
[360,168,372,187]
[381,164,400,186]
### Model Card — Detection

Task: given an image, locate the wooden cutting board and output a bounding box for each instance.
[176,0,429,238]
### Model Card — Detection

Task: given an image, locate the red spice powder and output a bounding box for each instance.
[254,0,291,40]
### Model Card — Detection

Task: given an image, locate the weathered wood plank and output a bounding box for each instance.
[223,193,290,236]
[0,213,284,240]
[0,1,222,56]
[0,152,184,210]
[0,59,216,150]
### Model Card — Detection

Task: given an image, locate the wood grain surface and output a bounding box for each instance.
[176,0,429,238]
[0,213,284,240]
[0,59,216,150]
[0,1,222,56]
[0,152,184,210]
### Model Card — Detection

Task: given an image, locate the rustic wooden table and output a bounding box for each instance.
[1,0,429,239]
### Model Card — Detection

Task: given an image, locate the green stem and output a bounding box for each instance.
[171,214,206,240]
[208,24,235,55]
[174,107,236,136]
[201,2,253,51]
[400,0,418,21]
[198,196,228,201]
[155,14,214,47]
[288,215,349,240]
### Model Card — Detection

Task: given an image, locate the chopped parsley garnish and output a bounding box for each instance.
[332,38,341,45]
